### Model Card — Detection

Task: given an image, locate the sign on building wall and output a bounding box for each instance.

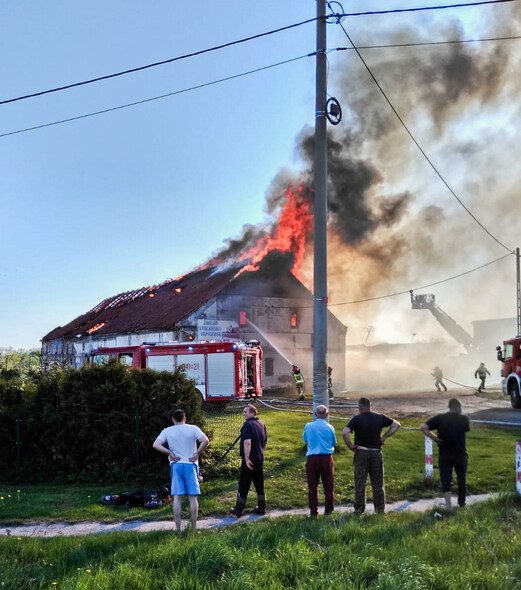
[197,319,239,342]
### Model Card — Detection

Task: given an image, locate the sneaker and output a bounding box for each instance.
[253,506,266,515]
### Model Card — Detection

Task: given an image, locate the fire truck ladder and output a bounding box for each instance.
[410,291,474,351]
[241,355,249,397]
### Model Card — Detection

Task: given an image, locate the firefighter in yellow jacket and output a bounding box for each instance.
[292,365,305,400]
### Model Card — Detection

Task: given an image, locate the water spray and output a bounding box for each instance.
[384,359,478,391]
[245,318,294,366]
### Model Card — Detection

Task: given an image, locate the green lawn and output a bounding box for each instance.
[1,408,520,524]
[2,495,521,589]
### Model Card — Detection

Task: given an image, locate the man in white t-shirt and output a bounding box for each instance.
[153,409,209,531]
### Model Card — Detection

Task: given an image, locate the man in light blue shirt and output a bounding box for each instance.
[302,404,336,517]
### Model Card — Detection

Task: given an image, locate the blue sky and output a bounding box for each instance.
[1,1,520,349]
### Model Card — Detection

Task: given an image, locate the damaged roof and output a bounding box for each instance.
[42,260,312,342]
[42,265,241,342]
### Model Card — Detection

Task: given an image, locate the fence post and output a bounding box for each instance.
[16,409,21,471]
[516,440,521,496]
[425,435,433,486]
[135,408,140,471]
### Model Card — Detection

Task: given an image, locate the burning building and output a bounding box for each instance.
[42,186,347,392]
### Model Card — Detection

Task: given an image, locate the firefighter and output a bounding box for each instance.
[327,365,334,400]
[474,362,491,393]
[292,365,305,400]
[431,366,447,392]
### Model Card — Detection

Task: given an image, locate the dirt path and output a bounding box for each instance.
[0,493,491,537]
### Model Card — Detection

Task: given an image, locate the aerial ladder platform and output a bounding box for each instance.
[410,291,474,351]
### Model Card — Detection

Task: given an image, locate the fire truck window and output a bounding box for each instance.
[265,357,274,376]
[505,344,513,360]
[118,353,133,366]
[92,354,109,365]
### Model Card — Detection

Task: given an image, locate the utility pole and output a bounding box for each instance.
[516,248,521,336]
[313,0,328,415]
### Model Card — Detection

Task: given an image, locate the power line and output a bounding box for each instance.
[0,54,314,139]
[331,12,514,253]
[0,18,318,106]
[3,32,518,138]
[328,252,514,307]
[2,1,517,107]
[330,0,519,18]
[335,34,521,50]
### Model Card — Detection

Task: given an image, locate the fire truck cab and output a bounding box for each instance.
[496,336,521,408]
[90,340,263,402]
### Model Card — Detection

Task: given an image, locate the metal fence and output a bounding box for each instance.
[3,402,246,478]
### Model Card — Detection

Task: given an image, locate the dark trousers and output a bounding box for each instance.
[306,454,334,515]
[353,450,385,513]
[238,460,264,500]
[435,379,447,391]
[478,377,486,391]
[439,452,468,507]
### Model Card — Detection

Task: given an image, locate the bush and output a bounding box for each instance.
[0,362,205,483]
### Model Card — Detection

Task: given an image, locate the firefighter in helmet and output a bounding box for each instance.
[474,362,491,393]
[431,366,447,392]
[292,365,305,400]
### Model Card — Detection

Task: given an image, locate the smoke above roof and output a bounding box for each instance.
[200,3,521,344]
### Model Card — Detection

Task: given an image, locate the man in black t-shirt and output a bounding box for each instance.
[230,404,268,517]
[420,398,470,509]
[343,398,401,513]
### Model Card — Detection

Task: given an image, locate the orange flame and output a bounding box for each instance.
[240,184,312,278]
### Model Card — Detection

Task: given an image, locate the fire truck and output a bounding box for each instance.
[90,341,263,402]
[496,337,521,408]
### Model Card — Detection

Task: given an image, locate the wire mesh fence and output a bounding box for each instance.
[2,400,251,481]
[203,400,245,467]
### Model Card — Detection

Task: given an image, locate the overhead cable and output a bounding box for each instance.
[328,252,514,307]
[330,0,519,19]
[0,18,318,106]
[335,34,521,50]
[0,54,314,139]
[332,14,514,253]
[1,1,517,106]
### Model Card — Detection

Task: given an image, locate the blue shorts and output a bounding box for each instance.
[170,462,201,496]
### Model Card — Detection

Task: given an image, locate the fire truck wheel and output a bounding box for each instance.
[509,381,521,409]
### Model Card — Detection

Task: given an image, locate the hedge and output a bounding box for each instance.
[0,362,204,483]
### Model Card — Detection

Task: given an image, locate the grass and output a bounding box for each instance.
[2,494,521,589]
[1,407,521,524]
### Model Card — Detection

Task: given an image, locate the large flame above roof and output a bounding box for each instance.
[199,184,313,280]
[239,184,312,279]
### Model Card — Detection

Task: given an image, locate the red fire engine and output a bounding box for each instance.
[90,340,263,402]
[496,337,521,408]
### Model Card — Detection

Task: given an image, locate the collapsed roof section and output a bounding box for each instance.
[42,265,242,342]
[42,254,313,343]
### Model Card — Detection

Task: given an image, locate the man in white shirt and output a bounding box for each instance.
[153,409,209,531]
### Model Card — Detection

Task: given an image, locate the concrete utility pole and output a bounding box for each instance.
[516,248,521,336]
[313,0,328,415]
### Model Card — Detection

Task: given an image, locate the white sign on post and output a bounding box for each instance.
[197,319,239,341]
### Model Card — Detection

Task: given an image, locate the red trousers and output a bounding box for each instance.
[306,454,334,515]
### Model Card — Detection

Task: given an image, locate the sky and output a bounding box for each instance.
[1,0,520,350]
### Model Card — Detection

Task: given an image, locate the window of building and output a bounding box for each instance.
[291,312,298,328]
[240,310,247,326]
[265,357,274,376]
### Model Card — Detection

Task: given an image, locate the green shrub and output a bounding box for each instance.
[0,363,205,483]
